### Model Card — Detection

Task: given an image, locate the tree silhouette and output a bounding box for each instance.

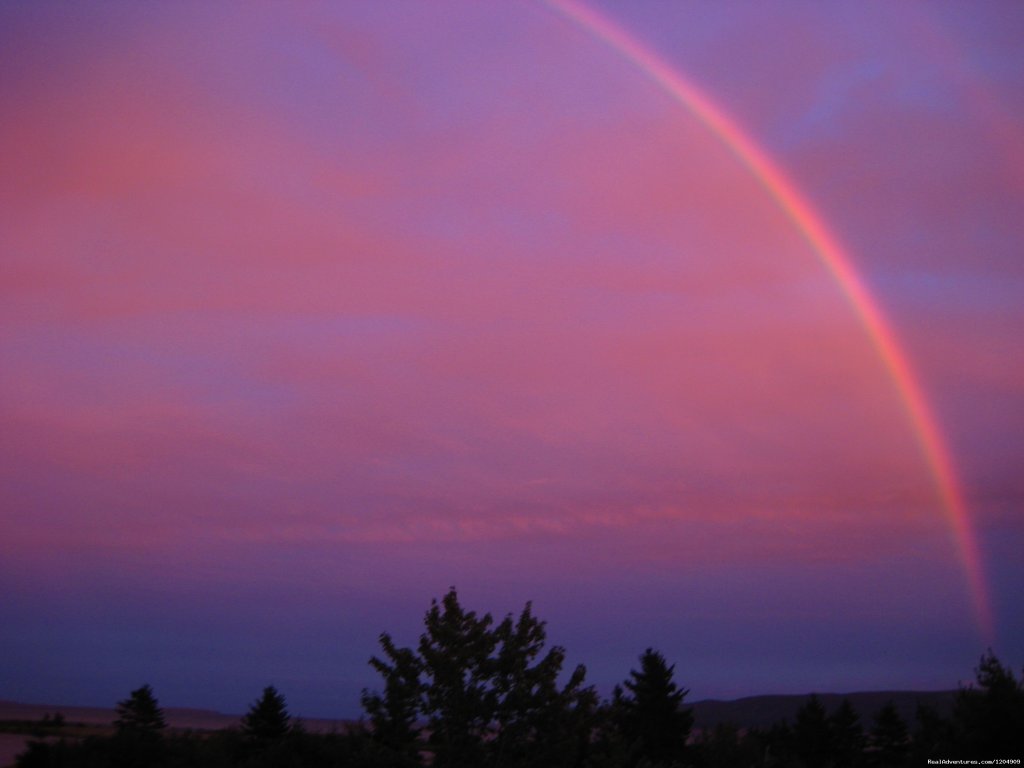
[362,633,424,760]
[114,684,167,736]
[417,589,496,767]
[613,648,693,768]
[953,650,1024,758]
[110,684,168,768]
[869,700,908,767]
[242,685,292,740]
[830,698,865,767]
[487,602,595,767]
[363,587,594,768]
[910,703,955,763]
[694,722,763,768]
[794,694,834,767]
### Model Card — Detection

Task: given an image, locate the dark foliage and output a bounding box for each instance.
[793,694,833,767]
[242,686,291,741]
[362,587,596,768]
[611,648,693,768]
[361,634,422,761]
[114,684,166,737]
[868,700,908,767]
[830,698,864,767]
[952,650,1024,758]
[691,722,764,767]
[12,604,1024,768]
[110,684,169,767]
[909,702,956,762]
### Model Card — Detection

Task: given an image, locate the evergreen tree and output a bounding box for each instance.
[363,588,594,768]
[693,722,755,768]
[953,650,1024,758]
[614,648,693,768]
[869,701,908,767]
[417,589,497,768]
[761,721,797,767]
[830,698,865,767]
[910,704,955,763]
[114,684,167,736]
[488,601,594,768]
[794,694,834,768]
[362,633,425,761]
[242,685,292,740]
[111,684,168,768]
[586,700,631,768]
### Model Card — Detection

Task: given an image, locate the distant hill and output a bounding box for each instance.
[690,690,956,730]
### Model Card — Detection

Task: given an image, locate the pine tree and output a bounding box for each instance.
[869,701,908,767]
[910,704,955,762]
[418,589,497,768]
[794,694,834,768]
[830,698,865,767]
[488,602,594,768]
[112,684,168,768]
[615,648,693,768]
[362,633,424,760]
[362,588,595,768]
[695,722,750,768]
[953,650,1024,757]
[114,684,167,736]
[242,685,291,740]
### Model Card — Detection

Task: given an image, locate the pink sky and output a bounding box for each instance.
[2,1,1023,716]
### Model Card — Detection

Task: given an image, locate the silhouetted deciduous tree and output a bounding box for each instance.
[242,685,292,740]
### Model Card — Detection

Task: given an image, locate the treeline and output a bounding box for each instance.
[16,588,1024,767]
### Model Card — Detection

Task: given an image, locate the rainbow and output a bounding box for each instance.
[546,0,995,643]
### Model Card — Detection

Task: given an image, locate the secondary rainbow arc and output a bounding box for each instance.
[546,0,995,643]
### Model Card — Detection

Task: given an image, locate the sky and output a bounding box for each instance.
[2,1,1023,719]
